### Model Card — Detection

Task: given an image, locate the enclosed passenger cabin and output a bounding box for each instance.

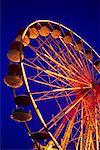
[4,64,23,88]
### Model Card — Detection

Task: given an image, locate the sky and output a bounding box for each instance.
[1,0,100,149]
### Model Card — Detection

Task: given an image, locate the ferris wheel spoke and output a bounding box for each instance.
[78,55,91,78]
[75,133,81,150]
[38,68,75,86]
[83,51,100,75]
[65,94,73,105]
[32,91,78,102]
[61,103,80,149]
[41,45,71,77]
[35,33,65,62]
[84,99,95,128]
[31,79,62,88]
[72,47,86,73]
[29,41,59,66]
[39,91,89,133]
[71,35,91,78]
[25,45,91,86]
[70,51,90,81]
[44,49,90,85]
[24,54,62,83]
[24,55,76,87]
[28,45,58,72]
[59,37,91,80]
[71,126,81,142]
[84,126,92,150]
[31,87,78,102]
[39,98,79,132]
[30,70,44,81]
[37,35,84,81]
[48,23,70,60]
[91,136,95,150]
[43,55,70,78]
[83,51,94,83]
[89,129,94,150]
[43,42,75,75]
[36,51,58,72]
[30,87,81,103]
[45,69,91,86]
[31,87,82,95]
[55,113,80,143]
[65,50,89,82]
[37,35,51,50]
[81,45,93,81]
[33,27,93,82]
[43,52,72,76]
[48,36,69,62]
[54,118,68,140]
[39,38,64,63]
[67,64,90,86]
[60,37,83,69]
[28,72,68,87]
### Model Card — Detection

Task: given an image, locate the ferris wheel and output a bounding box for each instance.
[4,20,100,150]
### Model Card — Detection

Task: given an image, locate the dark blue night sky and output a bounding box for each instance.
[1,0,100,149]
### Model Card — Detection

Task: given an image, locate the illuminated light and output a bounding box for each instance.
[4,75,23,88]
[29,27,39,39]
[7,49,24,62]
[63,32,72,44]
[51,29,61,39]
[16,35,30,46]
[39,26,50,37]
